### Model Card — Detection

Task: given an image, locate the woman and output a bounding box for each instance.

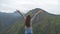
[25,15,33,34]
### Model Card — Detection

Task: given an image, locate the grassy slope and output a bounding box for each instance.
[0,19,25,34]
[0,14,60,34]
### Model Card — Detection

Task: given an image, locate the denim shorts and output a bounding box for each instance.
[25,28,33,34]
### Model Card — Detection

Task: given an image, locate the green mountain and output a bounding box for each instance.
[0,8,60,34]
[25,8,60,34]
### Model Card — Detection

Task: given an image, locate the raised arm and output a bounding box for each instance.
[31,10,43,23]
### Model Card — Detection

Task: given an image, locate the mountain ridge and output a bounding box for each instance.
[0,8,60,34]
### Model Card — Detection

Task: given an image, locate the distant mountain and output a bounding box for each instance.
[0,10,24,32]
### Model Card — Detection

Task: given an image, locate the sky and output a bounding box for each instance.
[0,0,60,14]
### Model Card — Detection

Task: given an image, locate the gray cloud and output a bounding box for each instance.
[0,0,60,14]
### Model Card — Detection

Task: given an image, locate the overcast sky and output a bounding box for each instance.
[0,0,60,14]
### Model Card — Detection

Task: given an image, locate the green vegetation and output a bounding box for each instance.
[0,20,25,34]
[0,8,60,34]
[25,8,60,34]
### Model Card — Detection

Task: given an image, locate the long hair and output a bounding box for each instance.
[25,15,31,27]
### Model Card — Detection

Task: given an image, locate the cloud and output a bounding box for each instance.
[0,0,59,14]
